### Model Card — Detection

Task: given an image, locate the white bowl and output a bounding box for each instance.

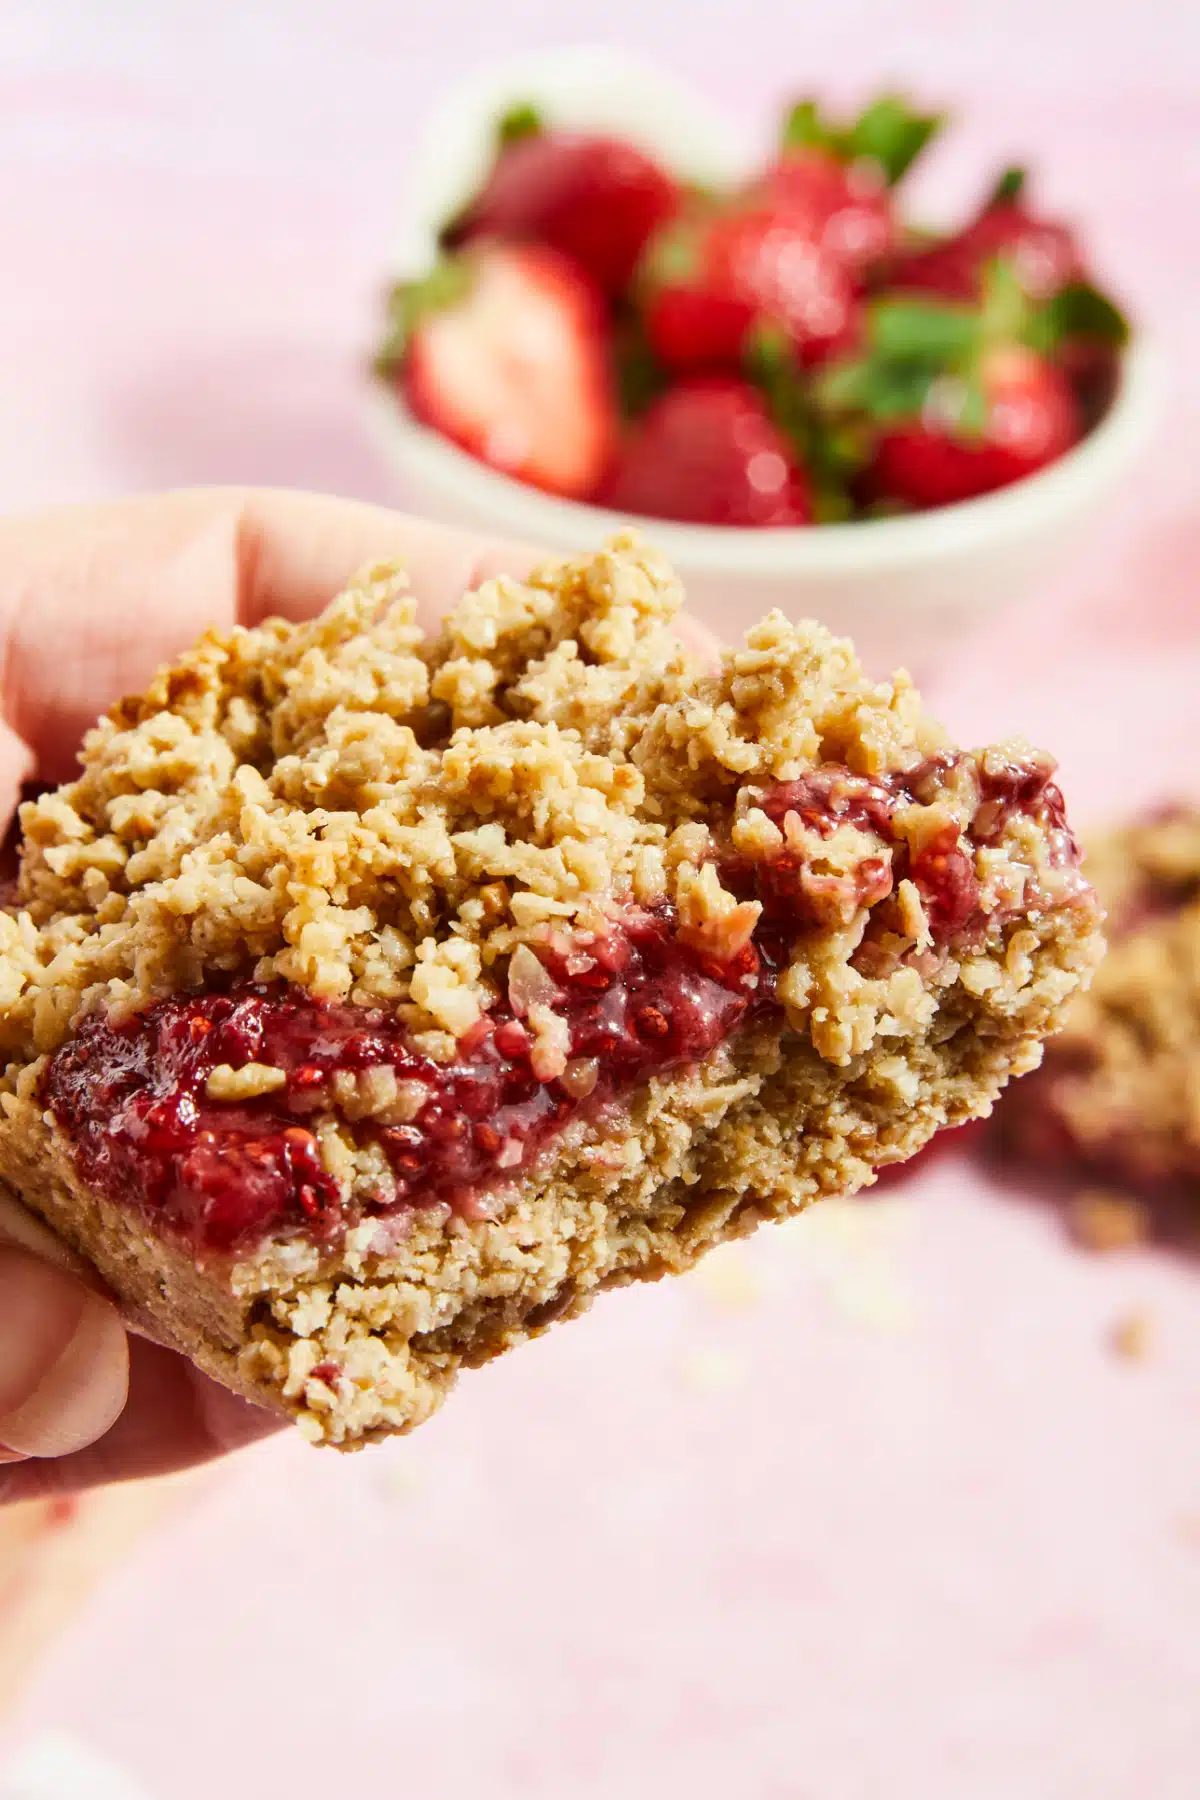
[371,46,1162,674]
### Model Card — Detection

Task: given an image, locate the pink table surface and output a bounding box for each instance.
[1,6,1199,1797]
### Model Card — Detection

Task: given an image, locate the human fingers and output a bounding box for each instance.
[0,488,544,797]
[0,1336,280,1504]
[0,488,721,820]
[0,1190,128,1471]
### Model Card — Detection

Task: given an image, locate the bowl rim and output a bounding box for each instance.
[371,337,1162,575]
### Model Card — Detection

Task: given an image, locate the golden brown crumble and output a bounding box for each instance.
[1000,806,1200,1209]
[3,536,942,1056]
[0,535,1102,1444]
[1109,1309,1153,1362]
[1069,1189,1149,1253]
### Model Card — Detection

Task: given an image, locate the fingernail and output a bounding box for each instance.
[0,1246,129,1457]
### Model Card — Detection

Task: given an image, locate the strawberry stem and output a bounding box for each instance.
[847,95,946,185]
[780,99,829,155]
[1026,281,1131,354]
[611,312,670,419]
[983,165,1028,208]
[495,101,543,149]
[781,92,945,184]
[746,324,861,522]
[375,258,476,375]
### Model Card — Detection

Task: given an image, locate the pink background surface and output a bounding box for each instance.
[1,5,1199,1796]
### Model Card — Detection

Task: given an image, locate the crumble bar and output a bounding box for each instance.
[999,805,1200,1211]
[0,536,1102,1445]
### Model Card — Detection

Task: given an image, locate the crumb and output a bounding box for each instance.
[999,805,1200,1214]
[369,1454,423,1504]
[1174,1512,1200,1549]
[777,1198,915,1331]
[677,1346,746,1393]
[687,1244,762,1313]
[1109,1309,1152,1361]
[1069,1189,1149,1253]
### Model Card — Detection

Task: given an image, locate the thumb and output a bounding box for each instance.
[0,1190,129,1462]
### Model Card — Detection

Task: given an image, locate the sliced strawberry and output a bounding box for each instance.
[891,169,1085,303]
[870,344,1081,508]
[600,377,813,527]
[441,111,679,296]
[640,199,859,373]
[385,244,616,499]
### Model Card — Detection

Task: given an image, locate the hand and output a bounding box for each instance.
[0,487,551,1504]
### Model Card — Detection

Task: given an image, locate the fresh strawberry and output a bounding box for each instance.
[891,168,1085,302]
[759,148,895,281]
[601,377,812,527]
[756,94,944,281]
[640,198,859,373]
[380,243,616,499]
[815,258,1124,508]
[870,344,1081,508]
[441,106,679,296]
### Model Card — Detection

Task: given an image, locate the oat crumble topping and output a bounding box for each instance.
[999,804,1200,1209]
[0,534,1102,1444]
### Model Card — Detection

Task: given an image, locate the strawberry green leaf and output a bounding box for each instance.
[978,256,1034,345]
[870,363,941,420]
[745,324,863,519]
[374,260,476,375]
[816,353,937,423]
[438,103,544,246]
[611,315,670,419]
[983,165,1027,208]
[869,298,980,362]
[812,486,857,526]
[636,210,706,292]
[955,373,989,441]
[908,370,988,444]
[782,92,944,182]
[1029,281,1131,353]
[780,99,835,155]
[495,101,543,148]
[375,288,411,376]
[813,357,874,412]
[846,95,946,184]
[744,319,793,378]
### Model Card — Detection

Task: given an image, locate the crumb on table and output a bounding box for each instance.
[1070,1189,1149,1253]
[1109,1309,1153,1361]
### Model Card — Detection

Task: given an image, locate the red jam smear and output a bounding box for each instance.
[43,910,759,1256]
[745,750,1077,945]
[41,753,1084,1256]
[751,766,981,940]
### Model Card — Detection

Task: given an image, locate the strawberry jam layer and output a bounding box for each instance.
[41,753,1082,1257]
[43,911,759,1257]
[737,749,1078,947]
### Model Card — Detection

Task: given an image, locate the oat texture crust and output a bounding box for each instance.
[1000,805,1200,1202]
[0,536,1102,1445]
